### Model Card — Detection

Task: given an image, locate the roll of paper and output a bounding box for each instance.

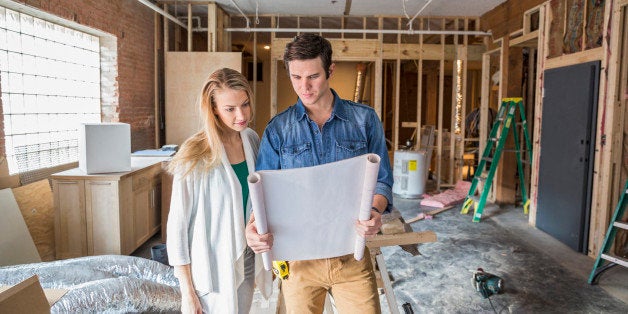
[354,154,381,260]
[247,173,273,271]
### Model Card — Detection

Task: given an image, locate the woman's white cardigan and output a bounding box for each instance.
[167,128,272,312]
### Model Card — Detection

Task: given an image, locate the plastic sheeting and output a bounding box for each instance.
[0,255,180,313]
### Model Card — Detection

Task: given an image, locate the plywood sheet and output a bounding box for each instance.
[165,52,242,146]
[11,180,55,261]
[0,189,41,266]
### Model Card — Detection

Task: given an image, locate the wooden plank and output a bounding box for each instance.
[187,3,192,52]
[406,206,455,223]
[530,2,549,227]
[12,180,55,261]
[375,254,400,314]
[366,231,437,248]
[154,11,161,148]
[374,58,383,118]
[437,27,445,190]
[510,30,539,47]
[588,0,625,258]
[163,4,168,52]
[393,58,400,151]
[544,47,604,69]
[207,3,217,52]
[480,54,490,160]
[272,38,381,60]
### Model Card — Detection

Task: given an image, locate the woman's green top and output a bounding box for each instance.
[231,160,249,222]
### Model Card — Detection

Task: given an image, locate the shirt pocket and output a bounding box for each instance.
[280,142,314,168]
[335,139,367,160]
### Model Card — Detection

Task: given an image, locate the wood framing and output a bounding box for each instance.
[588,0,628,257]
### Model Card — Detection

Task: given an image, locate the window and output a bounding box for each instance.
[0,6,101,175]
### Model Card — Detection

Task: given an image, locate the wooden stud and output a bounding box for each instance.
[154,11,160,148]
[588,0,626,258]
[163,4,169,53]
[416,18,423,148]
[187,4,192,52]
[437,19,445,191]
[208,3,217,52]
[530,2,550,226]
[393,18,401,151]
[253,31,257,128]
[449,19,459,185]
[270,17,277,118]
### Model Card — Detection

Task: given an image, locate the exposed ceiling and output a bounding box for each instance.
[186,0,508,18]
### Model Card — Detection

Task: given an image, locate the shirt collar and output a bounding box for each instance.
[295,89,350,122]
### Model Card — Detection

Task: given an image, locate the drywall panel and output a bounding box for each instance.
[165,52,242,146]
[0,189,41,266]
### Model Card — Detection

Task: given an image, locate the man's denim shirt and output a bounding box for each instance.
[256,89,394,208]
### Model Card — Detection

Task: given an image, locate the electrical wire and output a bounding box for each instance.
[487,295,498,314]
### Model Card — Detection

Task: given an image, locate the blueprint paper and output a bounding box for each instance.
[248,154,380,268]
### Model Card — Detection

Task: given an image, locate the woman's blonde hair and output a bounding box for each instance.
[168,68,254,177]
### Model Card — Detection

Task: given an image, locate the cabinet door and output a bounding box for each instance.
[133,185,151,248]
[149,180,162,234]
[85,180,120,255]
[53,180,87,259]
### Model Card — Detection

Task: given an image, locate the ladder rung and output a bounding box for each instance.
[502,149,524,152]
[481,157,493,162]
[489,137,499,142]
[476,176,488,181]
[521,160,531,165]
[601,253,628,268]
[613,221,628,230]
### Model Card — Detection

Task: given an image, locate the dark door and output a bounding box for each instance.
[536,61,599,253]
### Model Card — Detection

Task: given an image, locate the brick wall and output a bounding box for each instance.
[3,0,156,154]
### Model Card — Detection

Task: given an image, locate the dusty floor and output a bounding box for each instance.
[135,196,628,313]
[380,197,628,313]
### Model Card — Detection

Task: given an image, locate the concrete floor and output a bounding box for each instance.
[134,195,628,313]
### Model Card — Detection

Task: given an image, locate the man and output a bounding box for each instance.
[245,33,393,313]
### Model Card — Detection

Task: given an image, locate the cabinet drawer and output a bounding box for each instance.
[132,165,161,191]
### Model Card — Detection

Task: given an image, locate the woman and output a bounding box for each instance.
[167,68,271,313]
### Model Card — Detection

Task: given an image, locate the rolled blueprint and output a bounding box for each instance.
[247,173,273,271]
[247,154,381,262]
[354,153,381,260]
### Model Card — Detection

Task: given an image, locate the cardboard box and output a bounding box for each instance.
[0,275,50,314]
[79,123,131,174]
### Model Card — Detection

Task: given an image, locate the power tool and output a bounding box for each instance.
[272,260,289,280]
[472,268,503,298]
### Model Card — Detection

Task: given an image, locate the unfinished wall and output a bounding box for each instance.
[480,0,546,40]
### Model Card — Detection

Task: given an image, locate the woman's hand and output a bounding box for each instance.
[245,214,274,253]
[180,290,202,314]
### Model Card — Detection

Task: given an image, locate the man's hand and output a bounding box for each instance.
[245,214,274,254]
[355,209,382,237]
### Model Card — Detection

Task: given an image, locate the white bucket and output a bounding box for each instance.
[392,150,427,198]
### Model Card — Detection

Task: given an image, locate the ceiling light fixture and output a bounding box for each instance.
[263,45,270,50]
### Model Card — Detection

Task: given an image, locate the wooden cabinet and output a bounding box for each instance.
[52,157,169,259]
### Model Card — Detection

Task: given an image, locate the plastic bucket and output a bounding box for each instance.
[151,244,169,265]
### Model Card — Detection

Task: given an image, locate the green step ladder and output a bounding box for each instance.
[588,180,628,284]
[461,98,532,222]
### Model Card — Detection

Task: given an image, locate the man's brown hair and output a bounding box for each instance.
[283,33,333,78]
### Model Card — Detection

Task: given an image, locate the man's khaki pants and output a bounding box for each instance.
[281,248,381,314]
